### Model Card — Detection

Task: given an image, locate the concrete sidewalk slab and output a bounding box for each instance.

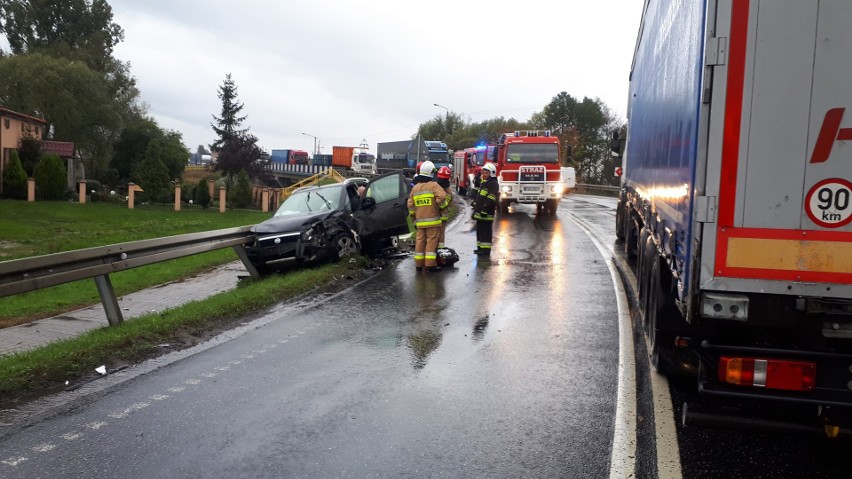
[0,261,247,357]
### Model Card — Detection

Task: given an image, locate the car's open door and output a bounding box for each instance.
[355,171,410,239]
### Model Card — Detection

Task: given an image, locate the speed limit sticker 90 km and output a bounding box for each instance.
[805,178,852,228]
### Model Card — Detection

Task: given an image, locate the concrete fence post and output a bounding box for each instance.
[208,179,215,199]
[128,182,136,209]
[174,183,181,212]
[78,180,87,204]
[27,178,35,202]
[219,186,226,213]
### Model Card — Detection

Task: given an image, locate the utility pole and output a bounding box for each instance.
[434,103,450,136]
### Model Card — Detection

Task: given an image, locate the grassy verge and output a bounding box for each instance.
[0,200,268,324]
[0,256,370,400]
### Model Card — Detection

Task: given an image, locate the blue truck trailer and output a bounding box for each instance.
[617,0,852,434]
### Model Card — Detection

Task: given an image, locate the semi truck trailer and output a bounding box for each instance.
[617,0,852,434]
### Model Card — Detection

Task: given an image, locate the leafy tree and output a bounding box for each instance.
[159,130,189,180]
[2,149,28,199]
[0,0,124,72]
[229,170,253,209]
[215,133,269,182]
[196,145,209,155]
[0,0,142,181]
[33,153,66,200]
[132,139,171,202]
[194,179,211,209]
[111,117,161,180]
[17,135,41,175]
[210,73,247,152]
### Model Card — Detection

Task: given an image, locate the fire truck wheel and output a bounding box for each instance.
[546,199,559,216]
[500,200,510,214]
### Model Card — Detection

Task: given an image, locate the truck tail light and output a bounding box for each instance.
[718,357,816,392]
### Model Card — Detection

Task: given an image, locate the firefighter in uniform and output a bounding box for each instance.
[473,163,499,255]
[407,161,448,272]
[435,166,453,249]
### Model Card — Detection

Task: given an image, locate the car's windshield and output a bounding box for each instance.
[273,185,342,217]
[506,143,559,163]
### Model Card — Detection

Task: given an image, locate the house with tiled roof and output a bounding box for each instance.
[0,107,77,195]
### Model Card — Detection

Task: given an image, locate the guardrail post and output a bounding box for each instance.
[78,179,87,204]
[219,186,226,213]
[94,274,124,326]
[27,177,35,202]
[128,182,136,209]
[232,245,261,279]
[174,183,181,211]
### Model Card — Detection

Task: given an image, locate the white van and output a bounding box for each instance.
[560,167,576,195]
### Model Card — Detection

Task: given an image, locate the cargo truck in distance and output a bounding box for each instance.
[331,146,377,175]
[490,130,563,216]
[617,0,852,435]
[271,149,310,165]
[376,138,451,177]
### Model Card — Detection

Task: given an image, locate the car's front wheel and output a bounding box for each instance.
[330,232,358,260]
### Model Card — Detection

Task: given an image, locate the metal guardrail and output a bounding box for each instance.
[0,226,258,326]
[575,183,620,196]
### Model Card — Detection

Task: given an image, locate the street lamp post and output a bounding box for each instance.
[301,132,319,155]
[433,103,450,135]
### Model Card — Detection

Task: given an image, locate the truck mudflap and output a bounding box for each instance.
[696,341,852,409]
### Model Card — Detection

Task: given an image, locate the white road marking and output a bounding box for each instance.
[167,387,185,393]
[85,421,108,430]
[2,456,27,466]
[229,360,242,365]
[32,443,56,453]
[62,432,83,441]
[201,372,217,378]
[184,379,201,385]
[277,339,289,344]
[215,366,230,371]
[572,200,683,479]
[571,215,636,479]
[108,402,149,419]
[149,395,169,401]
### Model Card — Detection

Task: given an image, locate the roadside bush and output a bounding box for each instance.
[230,170,253,209]
[84,179,103,202]
[2,150,28,199]
[194,179,211,209]
[33,154,67,200]
[181,181,194,203]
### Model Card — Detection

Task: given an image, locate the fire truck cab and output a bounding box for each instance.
[492,130,562,215]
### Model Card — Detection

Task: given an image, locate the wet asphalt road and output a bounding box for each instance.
[0,198,624,478]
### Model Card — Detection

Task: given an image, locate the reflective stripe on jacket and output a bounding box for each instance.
[407,180,447,229]
[473,177,499,220]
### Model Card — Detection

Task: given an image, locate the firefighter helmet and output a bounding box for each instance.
[436,166,451,179]
[416,161,424,174]
[482,163,496,175]
[419,160,435,176]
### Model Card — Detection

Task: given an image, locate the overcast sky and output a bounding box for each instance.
[110,0,644,155]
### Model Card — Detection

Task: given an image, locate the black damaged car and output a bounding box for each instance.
[244,172,411,273]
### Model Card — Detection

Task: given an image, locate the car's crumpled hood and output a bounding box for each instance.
[251,210,335,235]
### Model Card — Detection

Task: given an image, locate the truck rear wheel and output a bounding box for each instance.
[615,199,626,240]
[646,257,690,375]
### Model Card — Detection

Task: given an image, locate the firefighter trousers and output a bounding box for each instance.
[414,227,440,267]
[438,219,447,249]
[476,220,493,254]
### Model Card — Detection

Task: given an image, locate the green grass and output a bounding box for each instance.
[0,258,368,396]
[0,200,269,324]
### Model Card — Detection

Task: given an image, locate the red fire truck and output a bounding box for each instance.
[453,145,496,198]
[491,130,562,215]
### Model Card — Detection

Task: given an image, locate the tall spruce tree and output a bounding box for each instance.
[210,73,247,152]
